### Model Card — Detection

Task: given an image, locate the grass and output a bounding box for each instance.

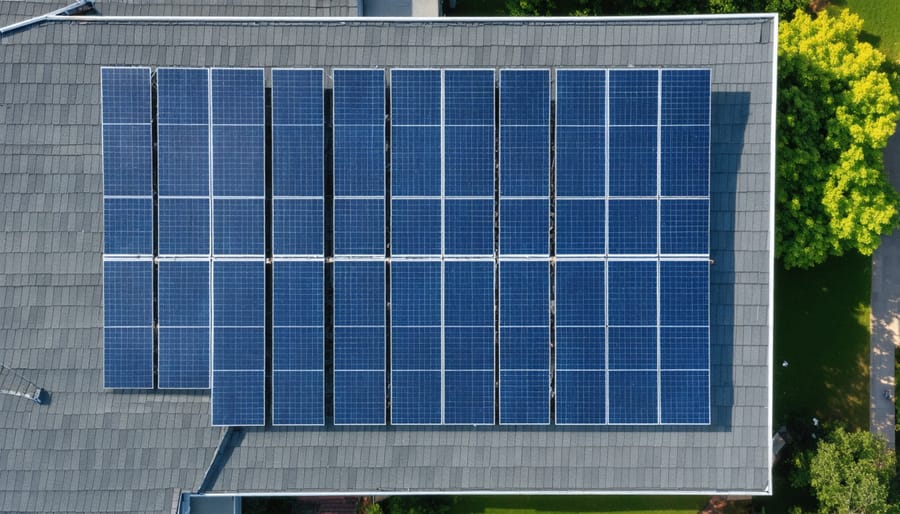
[755,252,872,512]
[827,0,900,62]
[451,495,709,514]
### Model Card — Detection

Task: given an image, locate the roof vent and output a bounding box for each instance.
[0,364,45,404]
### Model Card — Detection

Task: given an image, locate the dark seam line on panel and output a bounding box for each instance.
[493,79,501,426]
[150,69,160,390]
[384,77,392,426]
[264,84,274,427]
[323,85,335,425]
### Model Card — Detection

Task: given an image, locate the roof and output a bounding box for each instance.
[0,6,776,513]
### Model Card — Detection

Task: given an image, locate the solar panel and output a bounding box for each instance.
[272,260,324,425]
[500,70,549,257]
[102,67,152,257]
[334,69,385,258]
[103,260,153,388]
[211,69,264,257]
[555,260,604,424]
[212,260,265,426]
[391,260,442,424]
[444,69,495,257]
[272,69,324,257]
[334,261,385,425]
[499,260,549,424]
[158,260,210,389]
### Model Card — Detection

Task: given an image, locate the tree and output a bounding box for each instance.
[792,427,896,513]
[777,10,899,269]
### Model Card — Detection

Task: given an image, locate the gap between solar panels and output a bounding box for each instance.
[101,66,711,427]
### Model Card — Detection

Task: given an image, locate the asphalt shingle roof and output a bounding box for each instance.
[0,5,775,512]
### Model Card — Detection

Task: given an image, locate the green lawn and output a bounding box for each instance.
[451,495,708,514]
[828,0,900,62]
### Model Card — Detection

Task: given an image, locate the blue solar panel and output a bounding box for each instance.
[500,69,549,125]
[101,68,151,124]
[212,260,264,426]
[157,125,209,197]
[500,199,548,255]
[661,199,708,255]
[272,69,323,125]
[555,126,604,197]
[444,370,494,425]
[273,260,324,425]
[104,198,152,255]
[391,200,440,256]
[608,327,657,369]
[158,198,209,256]
[157,68,208,125]
[212,126,265,196]
[334,69,385,125]
[213,199,265,255]
[391,126,440,197]
[556,371,604,425]
[556,69,604,126]
[273,199,323,256]
[608,126,657,197]
[158,261,209,389]
[607,199,657,255]
[608,370,658,424]
[333,199,384,256]
[660,371,709,424]
[102,124,152,196]
[211,68,264,125]
[661,69,710,126]
[444,199,493,256]
[103,260,153,389]
[334,261,385,425]
[444,125,495,197]
[333,125,385,196]
[500,126,550,197]
[500,260,549,424]
[661,327,709,370]
[609,69,658,126]
[272,125,324,196]
[444,69,494,125]
[660,260,709,326]
[661,125,709,197]
[391,69,441,125]
[391,261,441,424]
[556,200,604,255]
[607,260,657,326]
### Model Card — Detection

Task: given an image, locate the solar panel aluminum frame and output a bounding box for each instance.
[155,67,212,259]
[498,257,551,426]
[210,256,266,427]
[271,68,325,259]
[210,67,266,259]
[102,256,155,389]
[442,68,495,259]
[270,258,325,426]
[332,68,386,259]
[101,66,153,259]
[441,255,496,426]
[498,68,551,259]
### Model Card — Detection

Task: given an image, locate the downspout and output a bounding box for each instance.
[0,0,94,39]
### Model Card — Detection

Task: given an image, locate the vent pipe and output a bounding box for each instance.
[0,0,94,38]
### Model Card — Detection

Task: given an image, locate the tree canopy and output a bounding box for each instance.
[777,10,899,269]
[792,427,896,514]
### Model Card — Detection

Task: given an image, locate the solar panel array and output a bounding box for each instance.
[102,67,709,426]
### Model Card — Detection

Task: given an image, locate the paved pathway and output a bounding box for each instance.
[870,119,900,449]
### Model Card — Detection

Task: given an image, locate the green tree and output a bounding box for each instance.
[777,10,899,269]
[792,427,896,513]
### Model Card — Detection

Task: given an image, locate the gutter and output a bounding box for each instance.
[0,0,94,38]
[47,13,778,23]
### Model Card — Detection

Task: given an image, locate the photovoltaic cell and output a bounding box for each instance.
[500,260,549,424]
[661,199,708,255]
[660,370,709,424]
[334,261,385,425]
[158,198,209,256]
[444,199,493,256]
[391,199,441,256]
[661,125,709,197]
[158,260,210,389]
[212,260,265,426]
[660,260,709,326]
[333,199,384,256]
[273,260,324,425]
[607,260,657,326]
[608,126,657,197]
[391,260,441,424]
[102,124,153,197]
[103,260,153,389]
[608,370,658,424]
[607,199,657,255]
[104,198,153,255]
[444,260,494,424]
[609,69,658,126]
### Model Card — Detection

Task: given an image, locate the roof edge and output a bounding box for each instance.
[193,488,773,497]
[50,13,778,23]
